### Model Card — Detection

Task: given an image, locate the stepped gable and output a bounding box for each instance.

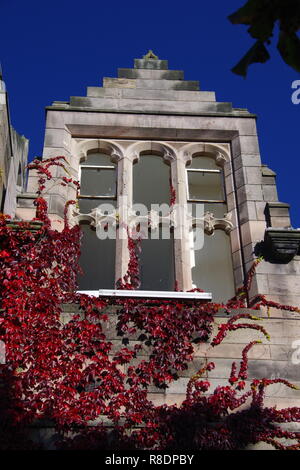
[50,51,250,116]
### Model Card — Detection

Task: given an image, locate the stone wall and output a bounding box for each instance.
[0,75,28,217]
[17,54,300,440]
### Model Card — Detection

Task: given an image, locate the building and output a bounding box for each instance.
[0,69,28,217]
[15,52,300,445]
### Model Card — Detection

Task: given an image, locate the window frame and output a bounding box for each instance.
[186,165,226,205]
[78,161,117,203]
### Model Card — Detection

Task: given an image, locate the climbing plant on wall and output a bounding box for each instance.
[0,156,299,450]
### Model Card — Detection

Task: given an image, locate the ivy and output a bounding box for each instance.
[0,156,299,450]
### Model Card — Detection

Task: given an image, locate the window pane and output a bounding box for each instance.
[188,171,223,201]
[189,156,219,170]
[191,230,235,303]
[139,228,175,291]
[80,168,116,197]
[133,154,170,210]
[85,152,115,166]
[78,198,116,213]
[77,223,115,290]
[189,202,228,219]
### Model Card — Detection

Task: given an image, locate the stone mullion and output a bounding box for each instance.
[115,155,132,285]
[171,156,193,291]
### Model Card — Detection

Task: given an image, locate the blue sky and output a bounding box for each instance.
[1,0,299,226]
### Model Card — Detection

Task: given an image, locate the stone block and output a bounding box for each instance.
[262,175,276,185]
[259,293,300,314]
[42,146,71,161]
[119,88,216,102]
[193,341,270,360]
[48,195,67,218]
[237,184,264,204]
[103,78,136,89]
[265,202,291,228]
[240,220,266,246]
[231,136,241,157]
[213,317,290,346]
[242,242,256,263]
[255,201,267,221]
[233,265,244,287]
[117,68,185,80]
[252,273,270,296]
[69,95,232,114]
[91,87,216,102]
[17,194,36,209]
[239,136,260,154]
[234,167,246,189]
[230,228,241,253]
[225,174,234,195]
[147,393,166,406]
[245,166,262,185]
[263,185,278,202]
[223,160,232,178]
[238,201,257,224]
[232,249,243,269]
[135,79,200,91]
[164,378,189,394]
[164,394,187,406]
[44,128,69,149]
[255,259,300,276]
[226,192,236,212]
[234,154,262,169]
[15,207,36,221]
[134,58,168,70]
[268,274,300,297]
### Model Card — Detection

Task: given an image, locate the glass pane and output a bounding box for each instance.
[139,228,175,291]
[188,171,223,201]
[189,202,228,219]
[191,230,235,303]
[77,223,115,290]
[133,154,170,210]
[84,152,115,166]
[80,167,116,197]
[189,156,219,170]
[79,198,116,213]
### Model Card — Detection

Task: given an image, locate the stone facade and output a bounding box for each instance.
[0,72,28,217]
[17,53,300,427]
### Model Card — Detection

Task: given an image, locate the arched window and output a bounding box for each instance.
[187,155,235,302]
[133,154,175,291]
[187,155,226,216]
[77,152,117,290]
[78,152,117,213]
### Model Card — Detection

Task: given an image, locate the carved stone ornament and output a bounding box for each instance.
[192,211,234,235]
[215,151,227,168]
[143,50,159,60]
[263,228,300,263]
[71,206,118,229]
[73,205,234,236]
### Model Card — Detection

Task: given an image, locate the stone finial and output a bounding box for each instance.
[143,50,159,60]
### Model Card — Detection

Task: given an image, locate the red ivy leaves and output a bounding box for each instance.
[0,157,299,450]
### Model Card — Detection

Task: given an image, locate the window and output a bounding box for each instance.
[187,155,226,215]
[78,152,117,213]
[75,142,235,298]
[187,155,235,301]
[133,154,175,291]
[77,152,117,290]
